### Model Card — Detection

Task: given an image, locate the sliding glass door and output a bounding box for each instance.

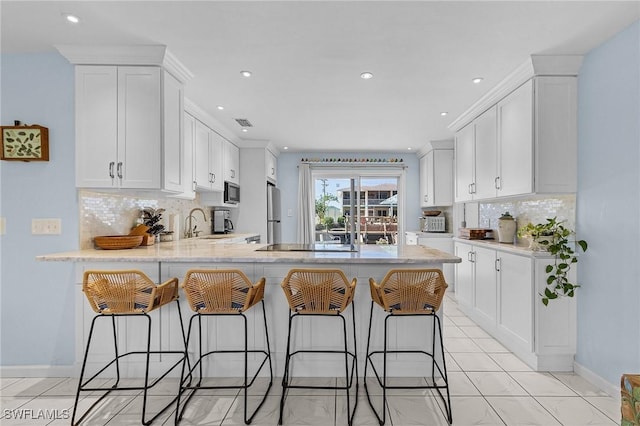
[312,170,403,245]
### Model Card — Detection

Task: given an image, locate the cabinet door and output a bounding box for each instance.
[266,150,277,183]
[419,152,433,207]
[175,112,196,199]
[497,252,533,350]
[454,242,473,307]
[117,67,161,189]
[75,66,118,187]
[433,149,454,206]
[473,246,497,326]
[473,106,498,200]
[454,124,474,202]
[162,70,184,193]
[498,79,533,197]
[209,131,224,192]
[223,140,240,184]
[194,120,211,190]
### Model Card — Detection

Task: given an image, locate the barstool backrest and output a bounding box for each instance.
[83,270,177,314]
[281,269,357,314]
[369,269,448,314]
[182,269,265,313]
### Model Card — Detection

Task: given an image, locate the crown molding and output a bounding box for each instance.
[55,44,193,83]
[417,139,454,157]
[448,55,583,132]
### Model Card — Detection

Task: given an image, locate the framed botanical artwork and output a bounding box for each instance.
[1,125,49,161]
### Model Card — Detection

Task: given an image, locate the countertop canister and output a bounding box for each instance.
[497,212,516,243]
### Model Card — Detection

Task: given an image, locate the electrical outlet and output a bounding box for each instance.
[32,218,62,235]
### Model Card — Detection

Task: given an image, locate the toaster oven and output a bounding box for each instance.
[420,216,446,233]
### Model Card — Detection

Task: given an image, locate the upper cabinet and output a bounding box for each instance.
[420,145,453,207]
[223,140,240,185]
[193,121,224,192]
[450,55,581,202]
[61,45,193,191]
[266,149,278,184]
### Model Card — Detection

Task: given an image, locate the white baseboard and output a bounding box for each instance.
[0,365,76,378]
[573,361,619,398]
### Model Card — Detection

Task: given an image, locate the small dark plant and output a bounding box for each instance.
[518,217,588,306]
[142,207,165,235]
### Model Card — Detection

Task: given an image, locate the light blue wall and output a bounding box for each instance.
[277,152,421,243]
[0,53,78,366]
[576,21,640,385]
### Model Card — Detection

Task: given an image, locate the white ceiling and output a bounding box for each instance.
[2,1,639,153]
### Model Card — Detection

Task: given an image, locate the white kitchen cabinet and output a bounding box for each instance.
[194,120,223,192]
[497,251,533,351]
[266,149,278,184]
[454,123,474,203]
[420,149,453,207]
[162,70,185,193]
[223,140,240,185]
[453,75,577,201]
[75,66,185,192]
[173,112,196,200]
[453,239,575,371]
[76,66,162,189]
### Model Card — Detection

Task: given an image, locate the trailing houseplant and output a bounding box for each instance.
[517,217,588,306]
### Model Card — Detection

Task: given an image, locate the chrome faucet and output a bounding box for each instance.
[185,207,207,238]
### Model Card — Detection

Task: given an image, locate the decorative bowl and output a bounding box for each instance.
[94,235,144,250]
[422,210,442,217]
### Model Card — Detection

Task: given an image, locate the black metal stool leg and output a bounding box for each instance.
[278,312,294,425]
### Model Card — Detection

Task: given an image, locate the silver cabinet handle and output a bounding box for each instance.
[192,180,197,191]
[471,182,476,194]
[231,169,235,179]
[495,258,501,271]
[468,183,472,194]
[211,173,216,183]
[271,167,275,176]
[424,194,428,203]
[117,162,123,179]
[108,162,115,178]
[495,176,501,190]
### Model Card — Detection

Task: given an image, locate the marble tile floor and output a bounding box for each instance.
[0,294,620,425]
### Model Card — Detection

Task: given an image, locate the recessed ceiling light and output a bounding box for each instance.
[64,13,79,24]
[472,77,484,84]
[283,146,289,150]
[217,105,224,110]
[440,112,448,116]
[407,147,412,151]
[241,128,248,133]
[360,72,374,80]
[240,71,252,78]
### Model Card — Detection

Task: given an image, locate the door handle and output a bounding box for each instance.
[117,162,123,179]
[108,162,115,179]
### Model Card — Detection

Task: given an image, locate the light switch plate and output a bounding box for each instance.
[32,218,62,235]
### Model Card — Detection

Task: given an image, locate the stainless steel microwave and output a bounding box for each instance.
[224,181,240,204]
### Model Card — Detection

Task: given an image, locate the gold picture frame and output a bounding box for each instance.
[1,125,49,161]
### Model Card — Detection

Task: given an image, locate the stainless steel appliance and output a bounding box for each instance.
[420,216,446,232]
[212,209,234,234]
[267,184,281,244]
[224,181,240,204]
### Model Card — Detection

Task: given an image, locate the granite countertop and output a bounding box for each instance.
[452,237,556,258]
[37,238,461,264]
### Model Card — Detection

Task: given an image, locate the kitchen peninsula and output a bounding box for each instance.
[38,241,460,378]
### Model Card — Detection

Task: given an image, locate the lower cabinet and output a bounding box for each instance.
[453,241,574,371]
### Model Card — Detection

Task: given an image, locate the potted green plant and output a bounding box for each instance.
[517,217,588,306]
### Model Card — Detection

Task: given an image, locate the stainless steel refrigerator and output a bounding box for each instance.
[267,184,281,244]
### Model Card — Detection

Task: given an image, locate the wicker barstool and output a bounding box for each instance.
[175,269,273,425]
[72,270,187,426]
[364,268,452,425]
[278,268,358,426]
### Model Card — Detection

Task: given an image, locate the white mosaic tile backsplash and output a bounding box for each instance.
[79,190,211,249]
[478,194,576,242]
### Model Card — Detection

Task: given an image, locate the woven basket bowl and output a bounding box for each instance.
[94,235,144,250]
[422,210,442,216]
